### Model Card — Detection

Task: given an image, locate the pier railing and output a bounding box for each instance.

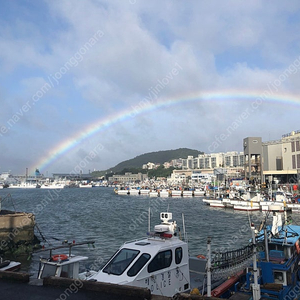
[210,244,253,279]
[212,244,253,269]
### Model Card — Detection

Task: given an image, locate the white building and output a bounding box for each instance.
[262,130,300,184]
[182,152,244,170]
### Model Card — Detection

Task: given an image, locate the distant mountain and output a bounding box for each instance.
[107,148,203,173]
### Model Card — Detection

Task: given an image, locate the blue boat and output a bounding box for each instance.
[210,210,300,299]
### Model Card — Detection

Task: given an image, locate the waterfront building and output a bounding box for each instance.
[108,172,148,184]
[243,137,263,184]
[261,130,300,185]
[191,171,214,183]
[167,169,193,184]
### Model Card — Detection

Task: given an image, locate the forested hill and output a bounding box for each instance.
[107,148,203,173]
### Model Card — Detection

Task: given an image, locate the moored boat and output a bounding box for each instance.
[128,188,140,195]
[171,189,182,197]
[149,190,159,197]
[159,189,169,197]
[0,259,21,272]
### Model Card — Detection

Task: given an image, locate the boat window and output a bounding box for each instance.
[61,264,74,278]
[175,247,183,264]
[148,250,172,273]
[102,248,140,275]
[41,264,57,278]
[127,253,151,277]
[274,271,285,284]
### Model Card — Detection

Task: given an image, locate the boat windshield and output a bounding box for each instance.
[40,264,57,278]
[103,248,140,275]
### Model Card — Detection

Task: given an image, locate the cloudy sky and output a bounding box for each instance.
[1,0,300,175]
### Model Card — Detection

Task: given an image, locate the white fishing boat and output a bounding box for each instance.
[149,190,159,197]
[79,183,93,188]
[8,182,39,189]
[182,190,193,197]
[117,189,129,195]
[128,188,140,195]
[233,203,260,211]
[40,183,65,189]
[193,189,206,197]
[139,189,150,195]
[260,201,286,212]
[171,189,182,197]
[159,189,169,197]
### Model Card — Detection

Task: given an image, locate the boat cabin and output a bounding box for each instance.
[38,255,88,279]
[37,241,94,280]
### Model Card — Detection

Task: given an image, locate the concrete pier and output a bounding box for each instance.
[0,210,38,256]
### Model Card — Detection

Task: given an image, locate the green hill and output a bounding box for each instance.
[107,148,203,173]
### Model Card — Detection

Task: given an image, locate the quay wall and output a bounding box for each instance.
[0,210,35,243]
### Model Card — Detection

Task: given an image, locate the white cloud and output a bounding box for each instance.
[0,0,300,174]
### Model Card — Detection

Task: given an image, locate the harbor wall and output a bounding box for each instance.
[0,210,37,255]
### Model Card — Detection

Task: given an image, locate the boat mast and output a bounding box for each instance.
[206,237,212,297]
[251,223,261,300]
[148,207,151,233]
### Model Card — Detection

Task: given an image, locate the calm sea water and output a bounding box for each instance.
[1,187,299,276]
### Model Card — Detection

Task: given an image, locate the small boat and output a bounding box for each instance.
[116,188,129,195]
[139,189,150,195]
[149,190,159,197]
[171,189,182,197]
[204,199,225,208]
[0,258,21,272]
[182,190,193,197]
[36,241,95,280]
[193,189,206,197]
[158,189,169,197]
[79,183,93,188]
[40,183,65,189]
[233,203,260,211]
[128,188,140,195]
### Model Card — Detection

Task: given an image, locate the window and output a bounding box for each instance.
[274,271,285,284]
[296,141,300,151]
[103,248,140,275]
[292,155,296,169]
[127,253,151,277]
[297,154,300,169]
[291,141,295,152]
[61,264,74,278]
[175,247,183,264]
[41,264,57,278]
[148,250,172,273]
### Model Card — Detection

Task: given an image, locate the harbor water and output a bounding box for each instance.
[1,187,299,277]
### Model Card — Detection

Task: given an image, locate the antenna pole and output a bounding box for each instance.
[251,224,261,300]
[182,213,187,242]
[207,237,212,297]
[182,213,185,240]
[148,207,150,233]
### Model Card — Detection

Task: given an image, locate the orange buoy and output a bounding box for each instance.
[197,254,206,259]
[52,254,68,261]
[296,240,300,254]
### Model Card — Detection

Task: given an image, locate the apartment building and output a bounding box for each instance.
[182,152,244,170]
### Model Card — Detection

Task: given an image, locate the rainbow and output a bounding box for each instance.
[33,90,300,172]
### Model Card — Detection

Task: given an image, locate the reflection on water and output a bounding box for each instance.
[1,187,299,276]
